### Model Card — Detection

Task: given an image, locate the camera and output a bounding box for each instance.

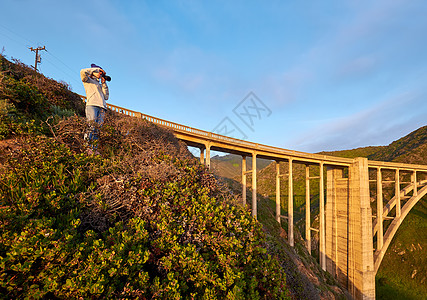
[90,64,111,81]
[102,73,111,82]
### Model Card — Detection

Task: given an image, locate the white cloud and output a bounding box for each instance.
[291,89,426,152]
[335,55,378,79]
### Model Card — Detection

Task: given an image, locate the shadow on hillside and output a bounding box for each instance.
[376,276,418,300]
[410,200,427,220]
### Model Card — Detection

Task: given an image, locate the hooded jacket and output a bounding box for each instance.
[80,67,109,108]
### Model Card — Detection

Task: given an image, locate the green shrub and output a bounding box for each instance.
[1,76,48,118]
[51,105,76,119]
[0,99,47,139]
[0,99,16,138]
[0,117,289,299]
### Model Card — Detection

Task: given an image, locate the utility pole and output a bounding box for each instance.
[29,46,46,71]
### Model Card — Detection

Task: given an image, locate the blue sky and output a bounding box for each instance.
[1,0,426,153]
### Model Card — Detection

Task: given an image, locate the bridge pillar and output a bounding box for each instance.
[205,143,211,170]
[252,153,257,219]
[199,147,205,164]
[376,168,384,251]
[326,167,347,283]
[326,158,375,300]
[395,169,401,218]
[348,157,375,300]
[275,161,281,223]
[305,165,311,254]
[412,171,418,196]
[242,156,247,207]
[288,159,294,247]
[319,162,325,270]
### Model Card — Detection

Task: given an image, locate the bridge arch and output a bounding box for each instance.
[371,172,427,273]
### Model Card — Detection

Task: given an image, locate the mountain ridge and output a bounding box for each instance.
[319,125,427,165]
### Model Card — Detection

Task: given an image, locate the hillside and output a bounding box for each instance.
[318,126,427,166]
[317,146,383,160]
[211,154,272,181]
[367,126,427,164]
[0,55,292,299]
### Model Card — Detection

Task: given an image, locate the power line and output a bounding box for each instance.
[44,51,83,88]
[0,31,26,48]
[0,24,35,47]
[43,58,75,81]
[45,50,77,75]
[43,57,81,87]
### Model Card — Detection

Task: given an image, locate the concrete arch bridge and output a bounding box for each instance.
[86,99,427,300]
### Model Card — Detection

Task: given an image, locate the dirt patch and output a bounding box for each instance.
[0,137,21,166]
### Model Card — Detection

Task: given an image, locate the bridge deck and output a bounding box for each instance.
[103,100,427,171]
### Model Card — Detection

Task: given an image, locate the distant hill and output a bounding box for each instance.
[368,126,427,164]
[318,146,383,159]
[320,126,427,165]
[211,154,272,180]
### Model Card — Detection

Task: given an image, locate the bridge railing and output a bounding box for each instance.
[105,100,352,164]
[80,96,300,155]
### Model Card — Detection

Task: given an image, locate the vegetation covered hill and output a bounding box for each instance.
[317,146,383,160]
[0,54,291,299]
[211,155,271,180]
[0,55,84,139]
[319,126,427,166]
[367,126,427,164]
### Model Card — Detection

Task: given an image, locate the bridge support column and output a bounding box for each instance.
[242,156,247,207]
[412,171,418,196]
[199,147,205,164]
[326,158,375,300]
[348,157,375,300]
[252,153,257,219]
[395,169,401,217]
[319,162,325,270]
[276,161,281,223]
[288,159,294,247]
[205,143,211,170]
[305,165,311,254]
[376,168,383,250]
[326,167,346,281]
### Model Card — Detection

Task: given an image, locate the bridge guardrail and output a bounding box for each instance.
[104,101,352,164]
